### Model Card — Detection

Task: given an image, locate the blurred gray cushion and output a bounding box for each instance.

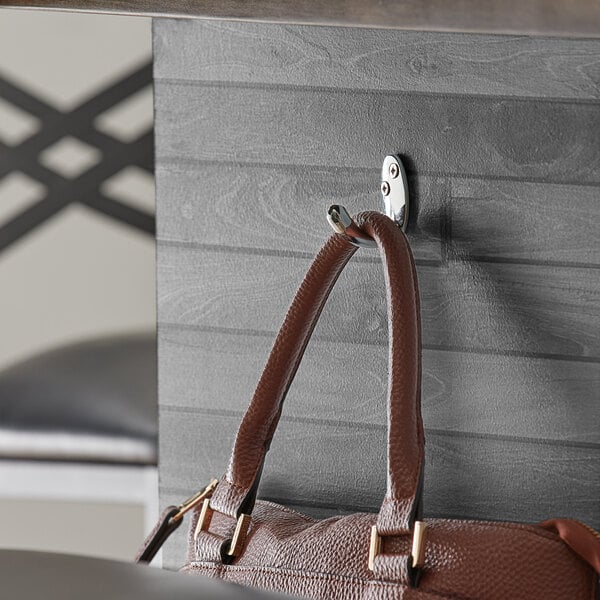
[0,334,157,464]
[0,551,288,599]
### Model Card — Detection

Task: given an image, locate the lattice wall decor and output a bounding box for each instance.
[0,63,154,253]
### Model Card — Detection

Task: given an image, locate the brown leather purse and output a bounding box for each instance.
[140,211,600,598]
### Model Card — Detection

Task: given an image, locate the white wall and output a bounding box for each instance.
[0,9,155,370]
[0,9,157,561]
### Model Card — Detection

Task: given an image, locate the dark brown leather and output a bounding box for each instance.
[187,502,597,599]
[186,212,600,598]
[135,505,181,564]
[541,519,600,574]
[210,213,424,538]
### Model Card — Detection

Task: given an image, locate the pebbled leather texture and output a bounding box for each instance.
[186,501,598,599]
[540,519,600,575]
[135,506,181,564]
[186,212,599,598]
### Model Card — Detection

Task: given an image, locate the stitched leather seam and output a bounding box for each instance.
[367,216,423,531]
[221,478,246,492]
[256,500,317,522]
[433,519,565,542]
[405,224,425,511]
[187,562,383,585]
[381,214,423,512]
[185,563,475,600]
[222,237,357,504]
[185,561,596,599]
[223,496,571,546]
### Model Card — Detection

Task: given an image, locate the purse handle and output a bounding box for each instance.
[208,211,424,541]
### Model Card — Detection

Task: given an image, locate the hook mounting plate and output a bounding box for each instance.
[381,155,409,232]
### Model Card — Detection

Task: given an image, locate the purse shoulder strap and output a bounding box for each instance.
[540,519,600,574]
[209,211,424,537]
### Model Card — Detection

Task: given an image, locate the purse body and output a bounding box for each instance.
[184,500,597,599]
[183,213,599,599]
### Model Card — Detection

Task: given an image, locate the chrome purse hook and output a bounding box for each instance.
[327,155,409,248]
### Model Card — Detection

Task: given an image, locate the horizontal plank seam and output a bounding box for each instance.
[160,486,378,514]
[158,321,600,364]
[450,254,600,270]
[449,196,600,270]
[155,77,600,107]
[155,239,441,267]
[156,157,600,189]
[159,404,600,450]
[159,487,599,523]
[156,238,600,271]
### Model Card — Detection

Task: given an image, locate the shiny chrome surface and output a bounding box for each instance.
[327,205,377,249]
[381,155,409,233]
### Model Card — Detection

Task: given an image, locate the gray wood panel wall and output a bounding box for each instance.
[153,19,600,569]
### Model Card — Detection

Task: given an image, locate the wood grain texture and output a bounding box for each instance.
[154,20,600,564]
[156,163,600,267]
[449,178,600,266]
[159,325,600,443]
[155,162,444,262]
[155,81,600,186]
[6,0,600,38]
[154,20,600,100]
[158,244,600,359]
[159,408,600,527]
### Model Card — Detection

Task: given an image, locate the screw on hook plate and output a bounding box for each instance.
[381,155,409,232]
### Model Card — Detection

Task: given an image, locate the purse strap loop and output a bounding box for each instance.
[209,211,424,539]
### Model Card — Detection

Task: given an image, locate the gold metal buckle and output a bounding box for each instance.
[368,521,428,571]
[227,513,252,557]
[172,478,219,522]
[368,525,381,570]
[195,497,252,558]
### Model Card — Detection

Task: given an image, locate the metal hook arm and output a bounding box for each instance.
[327,155,409,247]
[327,205,376,248]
